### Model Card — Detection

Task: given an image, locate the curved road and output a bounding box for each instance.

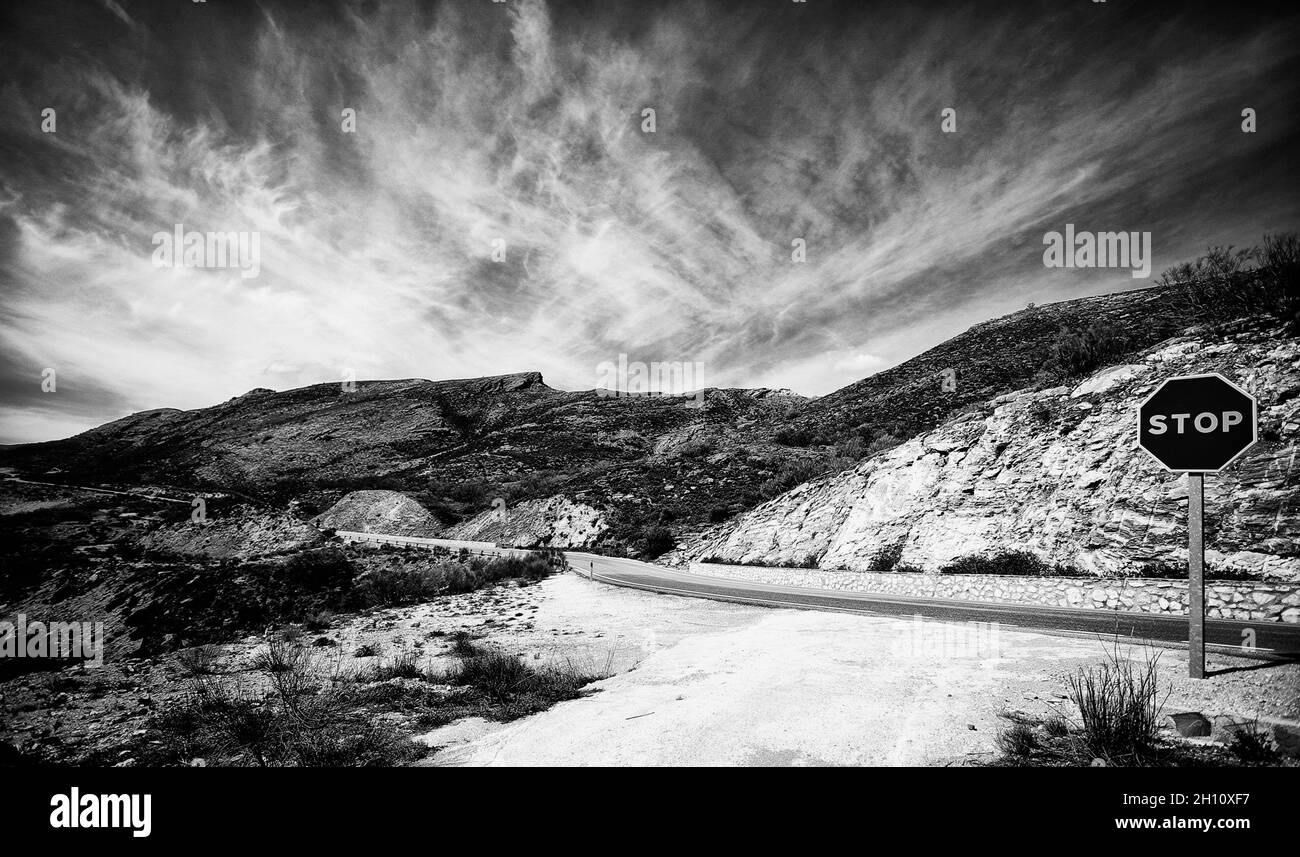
[563,552,1300,661]
[308,531,1300,660]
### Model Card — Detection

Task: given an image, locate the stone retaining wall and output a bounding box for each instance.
[687,563,1300,623]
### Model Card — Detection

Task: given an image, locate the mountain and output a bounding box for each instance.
[4,251,1295,558]
[785,284,1197,448]
[0,371,810,551]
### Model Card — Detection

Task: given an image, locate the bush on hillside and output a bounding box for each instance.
[868,541,905,572]
[772,427,816,447]
[758,454,859,499]
[639,525,675,559]
[940,550,1080,577]
[1159,233,1300,332]
[1040,321,1129,380]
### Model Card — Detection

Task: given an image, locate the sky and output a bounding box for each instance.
[1,0,1298,443]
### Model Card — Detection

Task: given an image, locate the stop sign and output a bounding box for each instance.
[1137,373,1257,472]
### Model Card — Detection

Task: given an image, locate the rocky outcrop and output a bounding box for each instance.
[671,327,1300,581]
[140,510,326,559]
[444,495,607,548]
[313,490,441,537]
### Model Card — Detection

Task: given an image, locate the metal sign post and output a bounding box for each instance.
[1137,373,1257,680]
[1187,472,1205,679]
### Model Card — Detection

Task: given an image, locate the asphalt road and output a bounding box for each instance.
[563,552,1300,660]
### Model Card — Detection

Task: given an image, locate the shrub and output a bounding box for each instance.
[941,550,1054,576]
[677,437,715,458]
[443,648,533,704]
[1228,725,1280,765]
[1067,647,1167,764]
[1044,716,1071,738]
[480,551,561,584]
[352,564,447,607]
[359,650,424,682]
[863,433,902,457]
[834,436,866,460]
[303,610,333,631]
[996,722,1039,758]
[125,546,358,655]
[1041,321,1129,380]
[758,455,857,499]
[446,480,491,506]
[1159,233,1300,332]
[868,542,905,572]
[773,427,815,447]
[640,525,675,559]
[148,649,422,767]
[176,644,223,677]
[438,643,605,712]
[501,471,567,504]
[1131,561,1254,581]
[449,631,482,658]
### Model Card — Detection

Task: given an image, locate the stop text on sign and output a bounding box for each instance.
[1136,373,1258,473]
[1146,411,1244,434]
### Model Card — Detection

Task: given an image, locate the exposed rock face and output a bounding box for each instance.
[313,490,441,537]
[444,495,607,548]
[672,328,1300,581]
[140,510,325,559]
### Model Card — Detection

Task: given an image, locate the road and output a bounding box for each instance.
[563,552,1300,660]
[68,522,1300,660]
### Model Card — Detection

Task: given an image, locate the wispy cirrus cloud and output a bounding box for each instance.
[1,0,1297,442]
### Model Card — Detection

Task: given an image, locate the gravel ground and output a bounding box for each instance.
[4,569,1295,766]
[424,573,1300,766]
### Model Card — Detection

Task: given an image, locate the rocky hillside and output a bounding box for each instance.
[787,284,1200,448]
[0,373,808,546]
[312,490,442,538]
[140,509,326,560]
[668,323,1300,581]
[445,495,608,548]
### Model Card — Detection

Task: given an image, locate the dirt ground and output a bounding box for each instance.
[3,570,1296,767]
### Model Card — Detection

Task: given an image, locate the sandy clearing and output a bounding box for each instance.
[423,574,1300,767]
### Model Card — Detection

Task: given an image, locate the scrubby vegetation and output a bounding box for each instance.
[135,638,426,767]
[940,551,1082,577]
[989,646,1291,767]
[122,546,567,656]
[758,452,861,500]
[868,542,905,572]
[125,630,608,767]
[1038,321,1129,381]
[638,524,676,559]
[1158,233,1300,333]
[1068,647,1167,763]
[437,633,606,717]
[1035,232,1299,384]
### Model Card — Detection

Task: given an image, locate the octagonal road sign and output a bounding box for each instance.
[1137,373,1258,473]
